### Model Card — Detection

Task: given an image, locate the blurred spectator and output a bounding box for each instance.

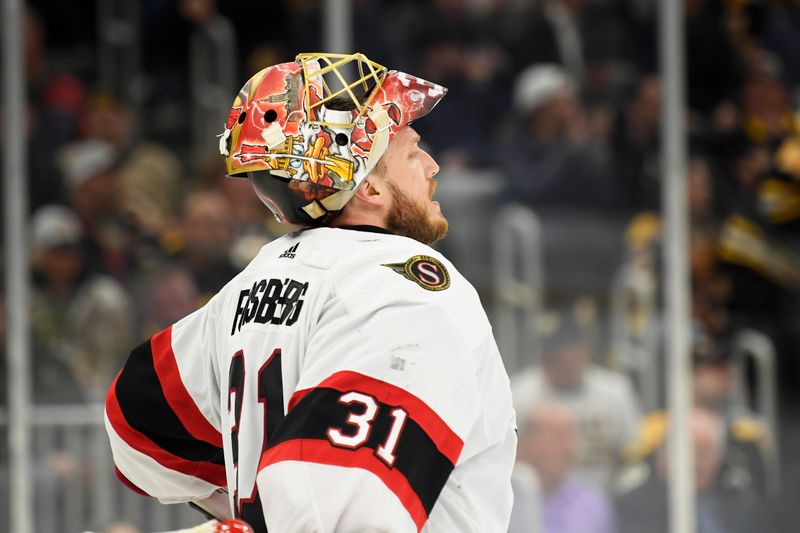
[30,205,133,401]
[406,0,512,168]
[58,139,140,283]
[690,228,731,337]
[610,75,661,208]
[218,175,277,234]
[513,403,616,533]
[704,47,800,393]
[509,462,543,533]
[757,0,800,87]
[179,0,237,159]
[609,211,663,410]
[512,304,641,492]
[717,212,800,327]
[692,333,773,499]
[140,266,200,338]
[617,407,762,533]
[685,0,744,116]
[617,137,798,338]
[508,0,634,91]
[200,154,294,239]
[24,7,86,211]
[495,64,612,208]
[739,49,794,147]
[27,0,96,59]
[684,154,733,335]
[169,189,238,303]
[619,331,773,527]
[509,0,587,81]
[80,93,184,240]
[688,155,718,226]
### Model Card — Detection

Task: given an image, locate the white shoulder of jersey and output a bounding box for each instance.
[320,228,487,329]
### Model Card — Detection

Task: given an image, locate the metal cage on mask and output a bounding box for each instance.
[219,52,447,226]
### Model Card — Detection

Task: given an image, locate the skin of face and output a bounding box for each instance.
[376,127,448,244]
[693,362,733,412]
[517,404,576,493]
[332,126,448,244]
[182,191,234,261]
[543,341,590,391]
[656,407,722,492]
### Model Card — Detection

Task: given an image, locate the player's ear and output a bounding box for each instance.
[353,175,387,208]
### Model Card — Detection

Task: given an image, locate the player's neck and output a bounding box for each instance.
[329,209,388,232]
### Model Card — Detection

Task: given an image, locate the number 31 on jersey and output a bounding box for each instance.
[327,391,408,466]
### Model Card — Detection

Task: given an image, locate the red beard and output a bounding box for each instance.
[386,181,448,245]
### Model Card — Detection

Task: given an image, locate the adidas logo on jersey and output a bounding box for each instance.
[279,243,299,259]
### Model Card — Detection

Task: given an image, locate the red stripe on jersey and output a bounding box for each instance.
[106,373,227,487]
[151,327,223,448]
[259,438,428,532]
[288,371,464,465]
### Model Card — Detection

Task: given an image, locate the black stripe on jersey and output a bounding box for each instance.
[115,338,225,465]
[267,388,454,515]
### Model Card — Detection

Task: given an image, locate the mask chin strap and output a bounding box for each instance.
[364,107,393,174]
[301,107,394,220]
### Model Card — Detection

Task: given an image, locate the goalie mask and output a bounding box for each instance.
[220,52,447,226]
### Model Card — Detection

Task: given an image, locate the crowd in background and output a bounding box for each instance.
[3,0,800,531]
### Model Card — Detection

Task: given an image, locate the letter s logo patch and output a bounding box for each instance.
[382,255,451,291]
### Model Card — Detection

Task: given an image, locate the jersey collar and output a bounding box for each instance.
[336,225,395,235]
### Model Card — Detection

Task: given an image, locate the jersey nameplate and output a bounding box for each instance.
[382,255,451,291]
[231,277,309,334]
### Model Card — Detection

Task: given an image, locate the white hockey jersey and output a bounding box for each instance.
[105,226,516,533]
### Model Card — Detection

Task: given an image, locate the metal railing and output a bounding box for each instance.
[0,404,201,533]
[492,204,544,374]
[608,259,662,412]
[730,329,781,495]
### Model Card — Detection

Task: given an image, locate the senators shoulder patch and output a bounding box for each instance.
[382,255,451,291]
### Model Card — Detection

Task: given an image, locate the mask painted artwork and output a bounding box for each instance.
[220,53,447,225]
